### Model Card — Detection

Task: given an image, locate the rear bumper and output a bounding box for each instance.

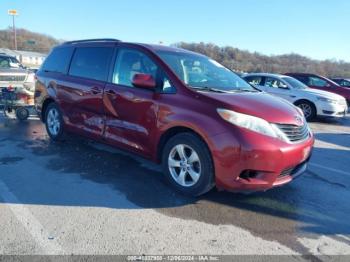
[209,128,314,192]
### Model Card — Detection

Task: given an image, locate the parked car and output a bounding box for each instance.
[35,39,314,196]
[243,73,348,121]
[331,78,350,88]
[285,73,350,107]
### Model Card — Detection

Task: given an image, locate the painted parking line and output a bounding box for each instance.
[309,163,350,177]
[0,179,64,254]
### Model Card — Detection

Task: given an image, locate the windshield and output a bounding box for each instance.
[0,56,22,69]
[156,50,255,92]
[282,76,308,89]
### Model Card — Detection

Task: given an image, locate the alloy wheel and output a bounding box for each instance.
[298,103,312,119]
[47,108,61,136]
[168,144,201,187]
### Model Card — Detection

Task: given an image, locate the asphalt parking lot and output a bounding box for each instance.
[0,112,350,257]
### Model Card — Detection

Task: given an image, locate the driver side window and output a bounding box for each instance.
[113,48,175,93]
[308,77,328,87]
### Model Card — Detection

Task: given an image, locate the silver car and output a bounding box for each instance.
[244,73,348,121]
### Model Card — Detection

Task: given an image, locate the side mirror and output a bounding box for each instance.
[9,62,20,68]
[132,73,156,90]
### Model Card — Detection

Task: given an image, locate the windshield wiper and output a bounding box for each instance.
[235,89,259,93]
[191,86,230,93]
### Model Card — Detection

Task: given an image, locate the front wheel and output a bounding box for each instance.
[295,101,316,121]
[45,102,65,141]
[162,133,215,196]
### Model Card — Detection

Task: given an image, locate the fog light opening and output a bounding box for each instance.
[239,170,258,181]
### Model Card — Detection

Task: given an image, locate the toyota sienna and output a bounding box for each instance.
[35,39,314,196]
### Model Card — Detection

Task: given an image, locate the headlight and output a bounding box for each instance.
[217,108,287,141]
[317,96,337,104]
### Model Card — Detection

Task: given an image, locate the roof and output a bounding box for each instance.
[285,72,317,76]
[61,39,200,55]
[332,77,350,80]
[244,73,287,78]
[137,43,198,54]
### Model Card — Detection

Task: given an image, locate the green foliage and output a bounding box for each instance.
[0,27,59,53]
[176,42,350,78]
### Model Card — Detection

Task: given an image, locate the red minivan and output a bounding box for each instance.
[35,39,314,196]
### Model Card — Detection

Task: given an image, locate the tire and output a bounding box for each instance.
[295,100,316,121]
[161,132,215,196]
[44,102,65,141]
[15,107,29,121]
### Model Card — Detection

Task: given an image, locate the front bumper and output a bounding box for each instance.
[209,128,314,192]
[316,101,348,117]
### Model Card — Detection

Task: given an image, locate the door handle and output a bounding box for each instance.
[106,89,118,97]
[91,86,102,95]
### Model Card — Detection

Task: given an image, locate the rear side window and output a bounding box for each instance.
[41,47,73,74]
[69,47,114,81]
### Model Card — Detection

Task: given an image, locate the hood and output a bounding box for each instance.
[0,68,28,75]
[200,91,303,125]
[302,88,345,100]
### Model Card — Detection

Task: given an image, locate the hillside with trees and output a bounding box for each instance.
[1,28,349,77]
[176,42,350,78]
[0,27,59,53]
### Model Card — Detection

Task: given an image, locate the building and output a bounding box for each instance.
[0,48,46,68]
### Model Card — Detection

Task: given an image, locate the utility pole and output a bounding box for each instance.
[8,9,19,50]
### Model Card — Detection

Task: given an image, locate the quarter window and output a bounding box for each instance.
[69,47,114,81]
[113,48,175,93]
[41,47,74,74]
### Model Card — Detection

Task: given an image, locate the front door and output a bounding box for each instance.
[263,77,293,102]
[103,47,173,157]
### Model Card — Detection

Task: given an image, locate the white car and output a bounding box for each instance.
[243,73,348,121]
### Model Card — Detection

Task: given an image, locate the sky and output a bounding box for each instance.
[1,0,350,61]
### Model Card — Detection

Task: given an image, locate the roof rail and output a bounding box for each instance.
[63,38,121,45]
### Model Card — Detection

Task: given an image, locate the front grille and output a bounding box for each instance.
[275,122,310,143]
[279,166,294,178]
[0,75,26,82]
[338,100,347,106]
[279,160,308,179]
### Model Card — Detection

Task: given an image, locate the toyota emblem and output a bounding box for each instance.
[295,115,304,126]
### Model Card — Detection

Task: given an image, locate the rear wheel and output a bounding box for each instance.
[295,101,316,121]
[45,102,65,141]
[162,133,215,196]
